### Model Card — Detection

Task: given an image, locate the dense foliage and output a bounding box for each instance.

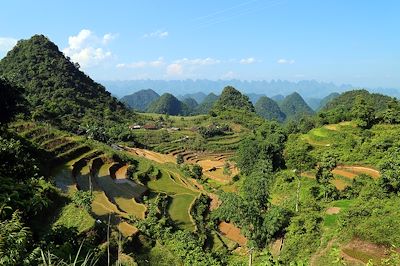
[279,92,314,119]
[195,92,219,114]
[147,93,188,115]
[319,89,394,124]
[255,96,286,122]
[212,86,255,113]
[0,35,132,133]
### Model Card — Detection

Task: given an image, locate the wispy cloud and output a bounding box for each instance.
[63,29,116,67]
[240,57,256,64]
[174,57,220,66]
[166,63,183,76]
[277,58,295,64]
[0,37,18,53]
[142,30,169,39]
[116,57,165,68]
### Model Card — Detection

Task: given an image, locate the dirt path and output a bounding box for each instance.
[337,165,380,179]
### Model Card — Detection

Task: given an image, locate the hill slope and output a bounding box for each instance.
[212,86,255,113]
[255,96,286,122]
[0,35,129,131]
[195,93,219,114]
[279,92,314,118]
[120,89,160,111]
[147,93,187,115]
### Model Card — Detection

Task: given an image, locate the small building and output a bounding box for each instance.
[168,127,180,132]
[129,124,141,130]
[143,124,158,130]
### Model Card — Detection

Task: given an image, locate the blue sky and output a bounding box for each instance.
[1,0,399,87]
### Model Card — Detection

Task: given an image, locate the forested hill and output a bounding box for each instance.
[212,86,255,113]
[147,93,188,115]
[255,96,286,122]
[0,35,130,131]
[120,89,160,111]
[279,92,314,119]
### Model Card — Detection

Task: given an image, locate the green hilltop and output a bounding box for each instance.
[0,35,131,132]
[120,89,160,111]
[255,96,286,122]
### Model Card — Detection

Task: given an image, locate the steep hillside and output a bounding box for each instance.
[255,96,286,122]
[279,92,314,119]
[195,93,219,114]
[120,89,160,111]
[147,93,187,115]
[179,92,207,104]
[182,97,198,114]
[321,90,392,113]
[317,92,340,110]
[0,35,130,131]
[212,86,255,113]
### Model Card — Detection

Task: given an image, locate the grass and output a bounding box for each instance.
[342,248,382,265]
[136,241,182,266]
[53,203,95,233]
[168,193,197,231]
[147,170,195,195]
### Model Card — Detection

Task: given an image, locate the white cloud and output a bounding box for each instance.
[63,29,116,67]
[116,57,165,68]
[102,33,117,44]
[143,30,169,39]
[166,63,183,76]
[174,57,220,65]
[240,57,256,64]
[0,37,18,53]
[277,58,295,64]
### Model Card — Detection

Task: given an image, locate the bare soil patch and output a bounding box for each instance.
[326,207,341,214]
[218,222,247,246]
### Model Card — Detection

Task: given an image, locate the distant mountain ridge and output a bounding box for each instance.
[101,79,355,99]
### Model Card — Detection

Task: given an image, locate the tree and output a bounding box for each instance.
[382,98,400,124]
[315,151,338,199]
[0,78,25,126]
[378,148,400,193]
[72,190,94,211]
[351,95,375,129]
[285,136,315,212]
[192,164,203,179]
[0,211,31,265]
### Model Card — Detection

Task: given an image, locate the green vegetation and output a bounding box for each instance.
[3,33,400,266]
[120,88,160,111]
[279,92,314,119]
[0,35,132,134]
[147,93,188,115]
[212,86,254,113]
[255,96,286,122]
